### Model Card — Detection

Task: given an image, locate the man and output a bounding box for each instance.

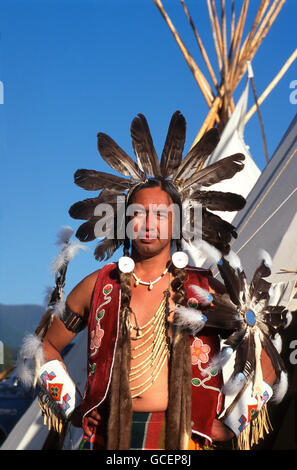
[41,179,238,449]
[35,112,278,450]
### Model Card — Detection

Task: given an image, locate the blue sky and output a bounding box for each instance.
[0,0,296,305]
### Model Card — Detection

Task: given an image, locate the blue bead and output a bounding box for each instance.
[245,309,256,326]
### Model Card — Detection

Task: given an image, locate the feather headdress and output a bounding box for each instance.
[69,111,246,259]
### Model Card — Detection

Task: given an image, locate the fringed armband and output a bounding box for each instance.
[222,381,273,450]
[38,359,82,433]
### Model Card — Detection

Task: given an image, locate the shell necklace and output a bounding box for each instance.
[132,263,171,290]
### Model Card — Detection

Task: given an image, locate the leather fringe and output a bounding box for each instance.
[38,389,66,434]
[237,405,273,450]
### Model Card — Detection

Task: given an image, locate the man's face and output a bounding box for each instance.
[127,186,177,258]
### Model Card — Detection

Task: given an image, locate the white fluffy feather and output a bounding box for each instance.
[224,250,242,271]
[223,372,247,396]
[55,225,74,246]
[19,333,44,363]
[183,238,222,268]
[16,358,35,388]
[51,240,87,273]
[202,347,233,377]
[285,311,292,329]
[258,249,272,268]
[271,333,282,353]
[17,333,44,388]
[174,305,207,335]
[272,371,288,404]
[52,299,66,318]
[44,285,55,307]
[188,284,213,305]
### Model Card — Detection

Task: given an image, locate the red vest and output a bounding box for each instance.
[80,263,223,443]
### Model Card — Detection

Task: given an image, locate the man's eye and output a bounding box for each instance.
[133,211,145,217]
[157,212,168,219]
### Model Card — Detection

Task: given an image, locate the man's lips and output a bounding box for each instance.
[138,234,157,243]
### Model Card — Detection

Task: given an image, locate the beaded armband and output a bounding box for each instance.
[61,303,87,333]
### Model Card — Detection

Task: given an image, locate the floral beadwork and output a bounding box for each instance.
[88,283,113,375]
[191,338,210,364]
[191,337,220,393]
[90,324,104,350]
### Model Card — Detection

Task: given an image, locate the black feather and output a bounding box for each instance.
[173,128,219,181]
[200,208,237,254]
[160,110,186,178]
[217,258,242,306]
[190,190,246,212]
[203,303,242,330]
[183,152,245,189]
[69,192,123,220]
[74,169,130,191]
[261,332,286,380]
[130,114,161,177]
[94,237,122,261]
[97,133,144,180]
[250,260,272,299]
[75,217,101,242]
[233,330,255,383]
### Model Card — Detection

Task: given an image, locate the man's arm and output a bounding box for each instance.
[42,269,100,362]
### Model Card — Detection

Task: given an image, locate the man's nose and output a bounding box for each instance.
[145,212,157,233]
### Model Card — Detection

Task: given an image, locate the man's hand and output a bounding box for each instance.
[82,409,102,437]
[211,418,235,442]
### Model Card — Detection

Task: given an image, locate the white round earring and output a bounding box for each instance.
[118,256,135,273]
[172,251,189,269]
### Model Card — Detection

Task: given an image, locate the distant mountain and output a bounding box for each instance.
[0,304,44,353]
